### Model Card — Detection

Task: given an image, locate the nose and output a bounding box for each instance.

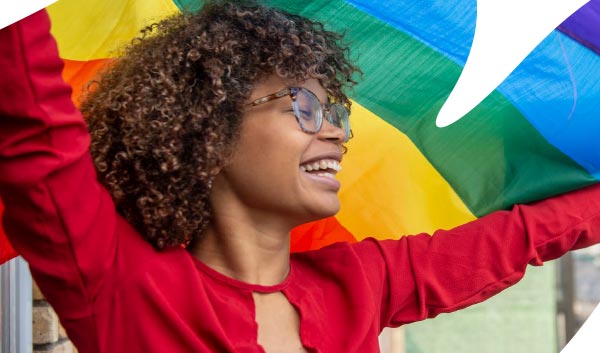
[318,115,347,144]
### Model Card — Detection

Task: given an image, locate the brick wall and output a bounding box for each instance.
[32,282,77,353]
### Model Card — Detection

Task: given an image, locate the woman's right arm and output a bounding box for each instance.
[0,10,117,347]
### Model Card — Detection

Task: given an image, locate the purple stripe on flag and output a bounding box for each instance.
[558,0,600,55]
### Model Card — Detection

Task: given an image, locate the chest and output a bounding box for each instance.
[253,292,310,353]
[94,254,382,352]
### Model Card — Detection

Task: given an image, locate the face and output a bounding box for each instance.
[210,75,347,228]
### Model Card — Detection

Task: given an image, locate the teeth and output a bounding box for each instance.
[327,161,342,172]
[316,172,335,179]
[299,159,342,173]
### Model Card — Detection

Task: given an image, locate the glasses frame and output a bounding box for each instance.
[248,87,350,142]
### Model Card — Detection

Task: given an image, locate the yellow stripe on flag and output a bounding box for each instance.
[47,0,180,61]
[337,101,476,240]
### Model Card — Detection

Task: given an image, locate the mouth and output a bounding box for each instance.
[299,159,342,180]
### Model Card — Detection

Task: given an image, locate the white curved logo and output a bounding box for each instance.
[561,302,600,353]
[436,0,590,127]
[0,0,58,30]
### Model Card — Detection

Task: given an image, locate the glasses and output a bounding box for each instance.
[248,87,351,143]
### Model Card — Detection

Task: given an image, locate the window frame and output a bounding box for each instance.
[0,257,32,353]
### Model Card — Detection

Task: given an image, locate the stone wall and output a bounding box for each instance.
[32,282,77,353]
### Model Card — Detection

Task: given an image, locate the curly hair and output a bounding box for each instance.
[81,0,360,249]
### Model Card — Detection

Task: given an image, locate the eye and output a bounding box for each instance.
[292,106,312,120]
[299,109,311,117]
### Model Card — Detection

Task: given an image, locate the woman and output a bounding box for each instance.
[1,1,599,352]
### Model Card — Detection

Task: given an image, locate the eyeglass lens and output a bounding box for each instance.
[292,88,322,133]
[292,88,350,142]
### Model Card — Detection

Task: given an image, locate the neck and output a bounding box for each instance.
[188,210,293,286]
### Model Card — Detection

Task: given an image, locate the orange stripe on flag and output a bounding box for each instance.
[62,58,113,106]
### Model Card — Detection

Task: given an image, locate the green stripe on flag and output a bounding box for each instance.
[172,0,202,12]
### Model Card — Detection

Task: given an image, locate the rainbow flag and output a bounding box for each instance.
[1,0,599,258]
[1,2,599,349]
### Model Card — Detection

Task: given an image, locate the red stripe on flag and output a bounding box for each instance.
[0,199,18,264]
[291,217,357,253]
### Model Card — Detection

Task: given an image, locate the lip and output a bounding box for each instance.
[302,171,341,191]
[300,151,343,165]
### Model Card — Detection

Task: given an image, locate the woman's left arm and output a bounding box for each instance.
[352,183,600,328]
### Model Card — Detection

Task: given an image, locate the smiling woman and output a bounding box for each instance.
[80,3,357,251]
[1,1,600,353]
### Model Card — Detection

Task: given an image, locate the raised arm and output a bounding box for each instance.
[349,183,600,328]
[0,10,117,347]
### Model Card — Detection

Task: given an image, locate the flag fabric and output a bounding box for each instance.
[15,0,597,249]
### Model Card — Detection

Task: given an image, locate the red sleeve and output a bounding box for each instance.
[0,10,116,347]
[353,183,600,328]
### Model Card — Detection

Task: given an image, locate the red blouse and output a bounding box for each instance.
[2,10,600,353]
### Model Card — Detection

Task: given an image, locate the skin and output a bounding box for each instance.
[188,75,346,352]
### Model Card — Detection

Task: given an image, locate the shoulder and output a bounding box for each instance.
[290,238,386,284]
[101,217,198,294]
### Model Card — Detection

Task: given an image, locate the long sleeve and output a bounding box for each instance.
[349,183,600,329]
[0,11,117,352]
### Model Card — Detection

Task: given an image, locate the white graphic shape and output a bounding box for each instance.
[561,302,600,353]
[436,0,590,127]
[0,0,59,30]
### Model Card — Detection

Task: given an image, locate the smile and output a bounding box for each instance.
[299,159,342,179]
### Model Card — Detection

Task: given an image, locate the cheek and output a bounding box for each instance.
[219,152,301,214]
[232,141,300,185]
[226,133,289,183]
[235,117,309,170]
[226,111,314,195]
[224,140,309,209]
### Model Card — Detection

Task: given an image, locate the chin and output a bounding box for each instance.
[304,200,341,222]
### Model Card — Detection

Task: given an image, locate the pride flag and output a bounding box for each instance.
[1,2,599,348]
[7,0,598,254]
[1,0,599,255]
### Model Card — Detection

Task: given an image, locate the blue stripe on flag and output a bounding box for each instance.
[346,0,600,178]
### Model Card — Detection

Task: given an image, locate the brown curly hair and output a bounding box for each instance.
[81,0,360,249]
